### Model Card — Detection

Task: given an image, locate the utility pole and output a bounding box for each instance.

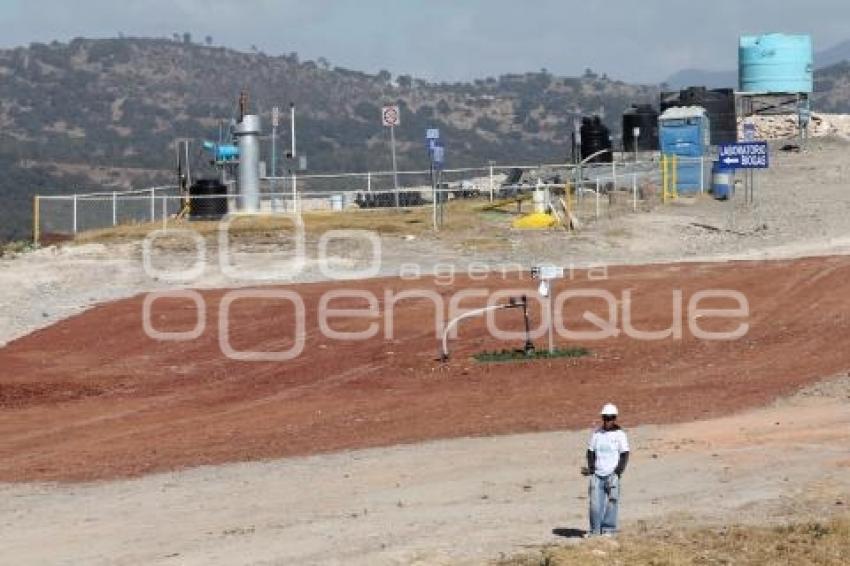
[271,106,279,201]
[390,123,399,207]
[290,102,297,213]
[382,105,401,208]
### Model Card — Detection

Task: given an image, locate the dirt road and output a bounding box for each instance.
[1,256,849,482]
[1,376,847,565]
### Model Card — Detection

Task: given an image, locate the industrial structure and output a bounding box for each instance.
[737,33,814,142]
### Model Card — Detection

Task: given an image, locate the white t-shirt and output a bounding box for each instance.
[588,428,629,477]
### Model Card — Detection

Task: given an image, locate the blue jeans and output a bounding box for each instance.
[588,473,619,534]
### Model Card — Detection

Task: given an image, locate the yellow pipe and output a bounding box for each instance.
[672,155,678,200]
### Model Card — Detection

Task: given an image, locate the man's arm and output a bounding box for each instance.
[586,449,595,474]
[614,451,629,476]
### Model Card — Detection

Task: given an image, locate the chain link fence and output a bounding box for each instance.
[33,156,710,243]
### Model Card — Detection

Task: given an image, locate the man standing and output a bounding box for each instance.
[583,403,630,535]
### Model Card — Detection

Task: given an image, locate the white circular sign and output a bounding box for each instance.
[382,105,400,127]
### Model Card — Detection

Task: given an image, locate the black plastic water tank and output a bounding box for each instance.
[660,87,737,145]
[622,104,659,152]
[189,179,228,220]
[580,116,613,163]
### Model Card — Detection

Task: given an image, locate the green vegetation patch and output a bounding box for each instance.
[474,347,589,363]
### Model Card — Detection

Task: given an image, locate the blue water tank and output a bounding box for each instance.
[739,34,813,93]
[659,107,710,194]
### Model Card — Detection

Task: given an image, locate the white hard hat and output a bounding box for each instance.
[600,403,618,416]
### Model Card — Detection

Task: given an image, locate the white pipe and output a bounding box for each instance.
[441,304,509,360]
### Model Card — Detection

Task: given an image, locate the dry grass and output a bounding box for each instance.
[0,240,35,257]
[72,199,510,244]
[499,516,850,566]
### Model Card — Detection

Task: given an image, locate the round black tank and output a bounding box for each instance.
[622,104,659,152]
[660,87,737,145]
[580,116,613,163]
[189,179,228,220]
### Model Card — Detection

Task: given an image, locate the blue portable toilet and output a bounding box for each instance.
[659,107,710,194]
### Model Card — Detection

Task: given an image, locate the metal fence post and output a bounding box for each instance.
[72,193,78,234]
[612,160,617,190]
[632,173,638,212]
[149,189,155,222]
[33,195,40,245]
[367,171,372,192]
[112,191,117,226]
[700,155,705,194]
[595,178,600,219]
[291,173,298,213]
[161,196,167,231]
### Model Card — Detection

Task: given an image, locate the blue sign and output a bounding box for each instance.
[426,128,440,140]
[718,141,769,169]
[430,140,445,169]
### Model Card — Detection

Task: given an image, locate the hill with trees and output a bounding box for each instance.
[2,36,849,240]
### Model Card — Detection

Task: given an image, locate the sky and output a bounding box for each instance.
[1,0,848,83]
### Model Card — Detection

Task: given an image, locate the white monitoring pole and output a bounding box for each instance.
[532,265,565,354]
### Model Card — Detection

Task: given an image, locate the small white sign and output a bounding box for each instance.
[532,264,565,281]
[272,106,280,127]
[382,105,400,127]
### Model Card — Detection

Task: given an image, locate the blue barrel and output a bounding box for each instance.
[712,161,734,200]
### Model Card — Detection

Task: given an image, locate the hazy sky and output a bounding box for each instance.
[2,0,847,83]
